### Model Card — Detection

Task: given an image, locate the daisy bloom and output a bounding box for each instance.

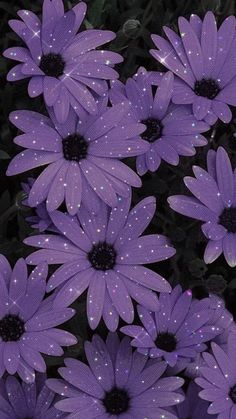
[110,69,209,175]
[196,333,236,418]
[168,147,236,267]
[47,333,184,418]
[150,12,236,124]
[7,102,148,215]
[121,285,221,368]
[0,373,65,418]
[24,195,175,331]
[3,1,123,122]
[0,255,76,382]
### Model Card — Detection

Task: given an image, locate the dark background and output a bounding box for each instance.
[1,0,236,374]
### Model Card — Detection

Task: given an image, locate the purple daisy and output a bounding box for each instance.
[0,373,65,418]
[110,69,209,175]
[0,255,77,382]
[47,332,184,418]
[170,382,215,419]
[121,285,221,368]
[7,102,148,215]
[196,333,236,417]
[3,1,123,123]
[21,178,57,232]
[150,12,236,124]
[185,295,235,379]
[168,146,236,267]
[24,195,175,331]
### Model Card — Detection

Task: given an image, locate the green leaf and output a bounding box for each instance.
[87,0,106,27]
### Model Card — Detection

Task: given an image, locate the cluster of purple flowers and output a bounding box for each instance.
[3,2,236,417]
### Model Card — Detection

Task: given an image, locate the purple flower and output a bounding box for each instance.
[168,147,236,267]
[24,195,175,331]
[150,12,236,124]
[110,69,209,175]
[0,373,65,418]
[3,1,123,123]
[196,333,236,417]
[47,333,184,418]
[170,382,215,419]
[21,178,57,232]
[185,295,234,378]
[7,102,148,215]
[0,255,76,382]
[121,285,221,368]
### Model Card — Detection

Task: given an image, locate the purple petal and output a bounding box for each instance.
[212,101,232,123]
[87,272,105,329]
[3,343,20,374]
[53,268,93,308]
[46,162,68,212]
[184,175,223,214]
[216,147,234,206]
[23,332,63,356]
[65,163,82,215]
[124,278,160,311]
[115,337,132,387]
[25,308,75,331]
[19,343,46,372]
[9,258,27,315]
[28,76,43,97]
[223,234,236,267]
[85,341,114,392]
[168,195,219,222]
[63,77,97,114]
[102,290,119,332]
[106,271,134,323]
[7,150,61,176]
[116,265,171,292]
[7,64,28,81]
[153,71,173,120]
[43,76,61,106]
[204,240,223,264]
[201,12,217,77]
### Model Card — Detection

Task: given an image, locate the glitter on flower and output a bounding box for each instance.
[3,1,123,122]
[121,285,221,368]
[185,294,234,378]
[0,255,77,382]
[24,195,175,331]
[150,12,236,124]
[0,373,66,418]
[110,69,209,175]
[7,102,148,215]
[21,178,57,232]
[47,332,184,418]
[196,333,236,417]
[168,147,236,267]
[169,382,215,419]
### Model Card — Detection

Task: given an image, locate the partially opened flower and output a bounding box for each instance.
[196,333,236,417]
[7,102,148,215]
[24,195,175,331]
[47,333,184,418]
[170,382,214,419]
[168,147,236,267]
[0,255,76,382]
[3,1,123,122]
[150,12,236,124]
[21,178,57,232]
[0,373,65,418]
[110,69,209,175]
[121,285,221,369]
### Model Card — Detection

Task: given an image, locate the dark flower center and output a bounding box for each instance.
[103,387,130,414]
[219,208,236,233]
[0,314,25,342]
[88,242,117,271]
[229,385,236,403]
[155,332,177,352]
[141,118,163,143]
[62,134,89,162]
[40,53,65,77]
[194,78,220,99]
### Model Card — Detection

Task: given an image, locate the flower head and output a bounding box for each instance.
[150,12,236,124]
[168,146,236,267]
[0,255,76,382]
[47,333,184,418]
[121,286,221,368]
[3,1,123,122]
[110,68,209,175]
[196,333,236,417]
[7,102,148,215]
[0,373,65,418]
[24,195,175,331]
